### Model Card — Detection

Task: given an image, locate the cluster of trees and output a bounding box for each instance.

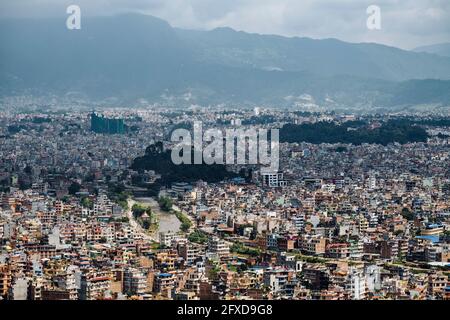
[296,254,327,264]
[207,264,222,280]
[413,118,450,127]
[174,210,192,232]
[188,230,208,244]
[132,203,150,218]
[384,117,450,128]
[230,242,261,257]
[226,263,248,273]
[131,142,239,185]
[80,197,94,209]
[0,177,10,193]
[29,117,52,124]
[401,207,415,221]
[7,125,27,134]
[158,196,173,212]
[132,203,153,230]
[7,119,55,135]
[68,182,81,195]
[107,183,130,210]
[280,120,429,145]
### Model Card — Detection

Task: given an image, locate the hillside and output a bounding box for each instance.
[1,14,450,108]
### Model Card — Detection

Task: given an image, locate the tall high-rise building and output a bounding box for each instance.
[90,112,126,134]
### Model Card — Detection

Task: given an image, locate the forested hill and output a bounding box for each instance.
[280,120,429,145]
[131,142,240,185]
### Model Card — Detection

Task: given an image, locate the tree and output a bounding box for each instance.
[24,165,33,175]
[188,230,208,244]
[158,196,173,212]
[81,197,94,209]
[401,207,414,221]
[19,179,31,191]
[142,220,151,230]
[68,182,81,195]
[132,204,147,218]
[180,221,191,232]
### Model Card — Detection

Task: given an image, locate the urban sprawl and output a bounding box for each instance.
[0,105,449,300]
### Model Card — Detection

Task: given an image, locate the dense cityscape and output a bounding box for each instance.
[1,0,450,308]
[0,106,449,300]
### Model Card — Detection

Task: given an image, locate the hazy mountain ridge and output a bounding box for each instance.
[177,28,450,81]
[414,43,450,58]
[1,13,450,108]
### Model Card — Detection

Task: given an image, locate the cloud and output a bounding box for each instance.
[0,0,449,49]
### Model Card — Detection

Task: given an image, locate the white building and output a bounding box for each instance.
[346,267,366,300]
[365,265,382,293]
[261,171,287,188]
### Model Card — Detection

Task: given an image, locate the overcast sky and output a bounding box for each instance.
[1,0,449,49]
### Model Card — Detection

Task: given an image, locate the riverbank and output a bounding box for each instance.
[134,197,181,235]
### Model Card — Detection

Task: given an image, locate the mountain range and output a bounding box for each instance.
[413,43,450,58]
[1,13,450,109]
